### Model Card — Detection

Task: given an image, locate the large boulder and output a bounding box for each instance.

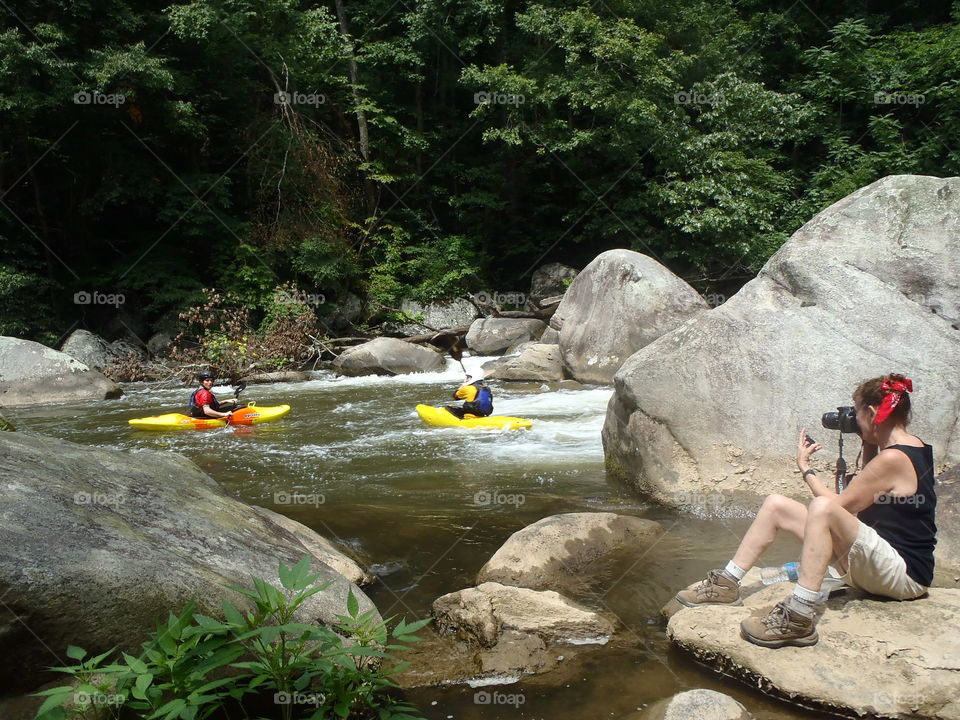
[332,337,445,376]
[0,431,378,693]
[935,469,960,588]
[604,175,960,511]
[530,262,579,302]
[540,326,559,344]
[0,336,122,406]
[477,512,663,593]
[465,318,546,355]
[557,250,707,384]
[481,343,566,381]
[250,505,373,586]
[60,329,115,371]
[391,298,479,336]
[668,582,960,720]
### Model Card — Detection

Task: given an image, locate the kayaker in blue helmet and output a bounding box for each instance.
[446,373,494,419]
[188,370,238,419]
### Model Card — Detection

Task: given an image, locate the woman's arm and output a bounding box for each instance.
[837,451,904,514]
[796,428,838,498]
[861,440,878,466]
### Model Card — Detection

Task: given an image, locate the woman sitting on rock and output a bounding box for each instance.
[675,373,937,648]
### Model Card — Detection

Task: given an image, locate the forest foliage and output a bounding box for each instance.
[1,0,958,344]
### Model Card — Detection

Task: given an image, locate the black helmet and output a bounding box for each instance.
[198,370,215,381]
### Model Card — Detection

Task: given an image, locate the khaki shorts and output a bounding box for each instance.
[839,522,927,600]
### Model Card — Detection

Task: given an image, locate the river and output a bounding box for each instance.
[14,357,824,720]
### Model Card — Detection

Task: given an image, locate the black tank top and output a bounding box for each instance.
[857,442,937,586]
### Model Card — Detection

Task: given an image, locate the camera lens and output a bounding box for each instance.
[821,406,861,435]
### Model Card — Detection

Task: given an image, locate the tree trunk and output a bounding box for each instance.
[333,0,376,216]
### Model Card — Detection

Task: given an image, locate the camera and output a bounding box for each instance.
[821,406,860,435]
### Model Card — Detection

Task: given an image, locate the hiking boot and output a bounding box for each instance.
[740,600,819,648]
[675,569,742,607]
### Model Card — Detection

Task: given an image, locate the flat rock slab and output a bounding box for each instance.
[478,512,663,593]
[667,583,960,719]
[433,581,615,647]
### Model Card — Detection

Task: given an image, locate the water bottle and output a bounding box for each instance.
[760,561,799,584]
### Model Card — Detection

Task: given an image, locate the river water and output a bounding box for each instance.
[14,357,825,720]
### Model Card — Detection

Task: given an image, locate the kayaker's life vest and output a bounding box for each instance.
[189,387,219,417]
[474,384,493,415]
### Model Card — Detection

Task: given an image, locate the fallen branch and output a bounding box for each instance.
[400,325,470,344]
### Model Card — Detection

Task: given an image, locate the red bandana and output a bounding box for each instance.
[874,377,913,424]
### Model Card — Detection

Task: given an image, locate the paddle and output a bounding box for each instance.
[448,342,467,374]
[427,331,467,373]
[224,380,248,424]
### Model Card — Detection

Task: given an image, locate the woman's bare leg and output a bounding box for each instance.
[796,496,860,591]
[731,494,808,572]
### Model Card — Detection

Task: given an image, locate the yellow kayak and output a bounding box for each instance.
[415,404,532,430]
[129,403,291,431]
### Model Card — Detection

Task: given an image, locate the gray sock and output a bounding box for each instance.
[785,593,819,619]
[721,561,745,583]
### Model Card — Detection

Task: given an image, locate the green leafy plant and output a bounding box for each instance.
[34,558,429,720]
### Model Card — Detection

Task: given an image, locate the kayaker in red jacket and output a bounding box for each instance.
[188,370,238,419]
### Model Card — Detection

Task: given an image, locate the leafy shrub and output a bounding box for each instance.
[173,285,321,377]
[34,557,428,720]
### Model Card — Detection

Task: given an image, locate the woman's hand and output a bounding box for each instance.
[797,428,822,472]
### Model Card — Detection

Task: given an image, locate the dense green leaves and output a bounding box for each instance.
[1,1,958,340]
[35,558,427,720]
